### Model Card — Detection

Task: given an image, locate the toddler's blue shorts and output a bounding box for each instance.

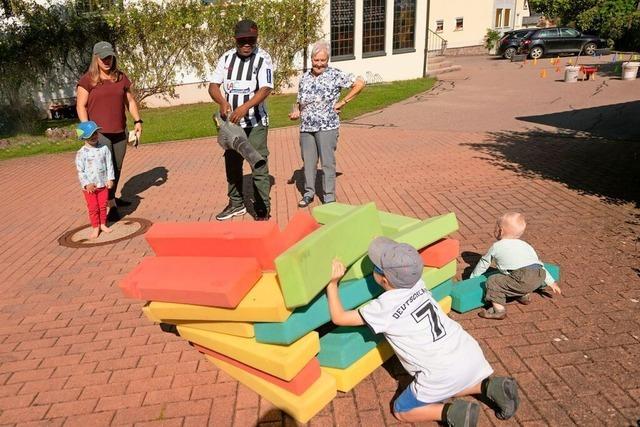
[393,384,429,413]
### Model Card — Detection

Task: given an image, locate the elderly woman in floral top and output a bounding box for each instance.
[289,40,365,207]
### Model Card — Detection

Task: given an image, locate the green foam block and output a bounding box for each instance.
[450,263,560,313]
[254,275,384,345]
[430,279,454,301]
[312,202,420,237]
[423,261,457,290]
[318,326,384,369]
[342,212,459,281]
[275,203,383,308]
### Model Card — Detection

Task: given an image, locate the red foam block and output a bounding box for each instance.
[419,238,460,268]
[194,344,321,396]
[278,211,321,252]
[119,256,261,308]
[145,222,282,270]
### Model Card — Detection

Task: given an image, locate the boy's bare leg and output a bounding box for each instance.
[394,381,483,423]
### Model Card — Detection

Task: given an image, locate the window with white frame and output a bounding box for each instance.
[436,19,444,32]
[393,0,416,52]
[455,17,463,30]
[494,8,512,28]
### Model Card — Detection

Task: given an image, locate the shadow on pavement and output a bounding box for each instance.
[517,100,640,140]
[118,166,169,216]
[466,126,640,208]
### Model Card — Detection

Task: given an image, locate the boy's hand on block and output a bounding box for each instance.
[548,282,562,295]
[330,258,346,284]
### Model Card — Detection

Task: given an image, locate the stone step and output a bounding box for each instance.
[428,60,455,71]
[427,55,447,64]
[425,65,463,77]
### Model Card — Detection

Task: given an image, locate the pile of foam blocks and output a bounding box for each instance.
[119,202,559,423]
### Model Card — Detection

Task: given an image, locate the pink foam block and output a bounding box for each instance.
[194,344,321,396]
[119,256,261,308]
[278,212,321,251]
[419,238,460,268]
[145,222,283,270]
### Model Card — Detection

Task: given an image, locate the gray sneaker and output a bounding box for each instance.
[444,400,479,427]
[485,377,519,420]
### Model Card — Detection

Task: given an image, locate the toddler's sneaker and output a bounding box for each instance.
[484,376,519,420]
[445,399,479,427]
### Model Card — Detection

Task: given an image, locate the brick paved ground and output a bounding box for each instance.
[0,56,639,426]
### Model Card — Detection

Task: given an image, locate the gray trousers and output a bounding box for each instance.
[99,132,127,201]
[485,266,546,305]
[300,129,339,203]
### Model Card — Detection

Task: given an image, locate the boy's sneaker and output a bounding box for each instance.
[484,377,519,420]
[216,203,247,221]
[444,400,479,427]
[517,294,532,305]
[478,307,507,320]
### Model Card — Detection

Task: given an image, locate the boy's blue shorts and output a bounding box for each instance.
[393,384,430,413]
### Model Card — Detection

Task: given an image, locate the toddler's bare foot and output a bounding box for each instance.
[89,227,100,239]
[100,224,112,233]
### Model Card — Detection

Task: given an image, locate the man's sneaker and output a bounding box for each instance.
[484,377,519,420]
[216,203,246,221]
[444,400,479,427]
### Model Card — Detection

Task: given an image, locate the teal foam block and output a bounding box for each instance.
[430,279,454,301]
[450,263,560,313]
[318,326,384,369]
[276,203,383,308]
[312,202,420,236]
[254,275,383,345]
[343,212,459,282]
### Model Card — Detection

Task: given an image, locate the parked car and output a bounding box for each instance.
[518,27,607,59]
[496,29,534,59]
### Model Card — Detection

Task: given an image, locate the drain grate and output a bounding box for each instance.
[58,218,153,248]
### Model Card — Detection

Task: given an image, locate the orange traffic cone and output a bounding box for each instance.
[540,69,547,78]
[555,65,561,73]
[533,58,538,66]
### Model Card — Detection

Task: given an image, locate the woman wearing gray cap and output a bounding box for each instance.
[76,41,143,220]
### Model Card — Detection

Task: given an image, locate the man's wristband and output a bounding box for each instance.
[134,119,143,124]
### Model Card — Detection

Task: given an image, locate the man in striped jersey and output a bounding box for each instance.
[209,19,274,221]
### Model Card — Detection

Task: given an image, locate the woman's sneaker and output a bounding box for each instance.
[444,400,479,427]
[484,377,520,420]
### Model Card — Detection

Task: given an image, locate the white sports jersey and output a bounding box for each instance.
[211,47,274,128]
[360,279,493,403]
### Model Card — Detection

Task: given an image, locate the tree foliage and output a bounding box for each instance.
[529,0,640,47]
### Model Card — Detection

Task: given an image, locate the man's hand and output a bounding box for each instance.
[219,101,232,120]
[85,183,96,193]
[229,104,250,124]
[548,282,562,295]
[330,258,346,283]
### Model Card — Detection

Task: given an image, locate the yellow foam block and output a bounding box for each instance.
[171,320,254,337]
[206,355,336,423]
[145,273,291,322]
[321,341,394,392]
[142,303,161,322]
[439,296,452,315]
[178,326,319,381]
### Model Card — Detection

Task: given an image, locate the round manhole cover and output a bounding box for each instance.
[58,218,153,248]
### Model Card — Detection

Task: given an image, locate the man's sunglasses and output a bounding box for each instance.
[236,37,257,46]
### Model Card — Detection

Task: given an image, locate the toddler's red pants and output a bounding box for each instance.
[83,187,108,227]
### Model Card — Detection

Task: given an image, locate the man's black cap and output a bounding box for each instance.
[235,19,258,39]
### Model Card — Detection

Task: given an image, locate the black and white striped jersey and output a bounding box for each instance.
[211,47,274,128]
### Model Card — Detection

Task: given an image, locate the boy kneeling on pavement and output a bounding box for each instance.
[326,237,520,426]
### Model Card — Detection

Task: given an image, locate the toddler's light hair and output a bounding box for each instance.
[498,212,526,238]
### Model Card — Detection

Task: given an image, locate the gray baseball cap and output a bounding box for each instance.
[93,41,115,59]
[368,237,423,288]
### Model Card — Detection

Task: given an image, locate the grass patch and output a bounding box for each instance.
[0,77,435,161]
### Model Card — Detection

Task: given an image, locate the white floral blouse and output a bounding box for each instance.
[297,67,355,133]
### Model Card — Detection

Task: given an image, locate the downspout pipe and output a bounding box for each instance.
[422,0,431,77]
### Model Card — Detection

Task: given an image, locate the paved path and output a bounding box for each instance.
[0,56,639,426]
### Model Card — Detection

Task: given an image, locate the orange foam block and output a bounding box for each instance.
[145,221,282,270]
[419,238,460,268]
[278,211,321,251]
[195,344,321,396]
[119,256,261,308]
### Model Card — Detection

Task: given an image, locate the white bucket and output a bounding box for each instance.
[564,66,580,83]
[622,62,639,80]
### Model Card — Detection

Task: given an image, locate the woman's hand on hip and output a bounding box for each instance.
[288,111,300,120]
[333,100,346,114]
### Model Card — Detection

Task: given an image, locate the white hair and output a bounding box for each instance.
[311,40,331,59]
